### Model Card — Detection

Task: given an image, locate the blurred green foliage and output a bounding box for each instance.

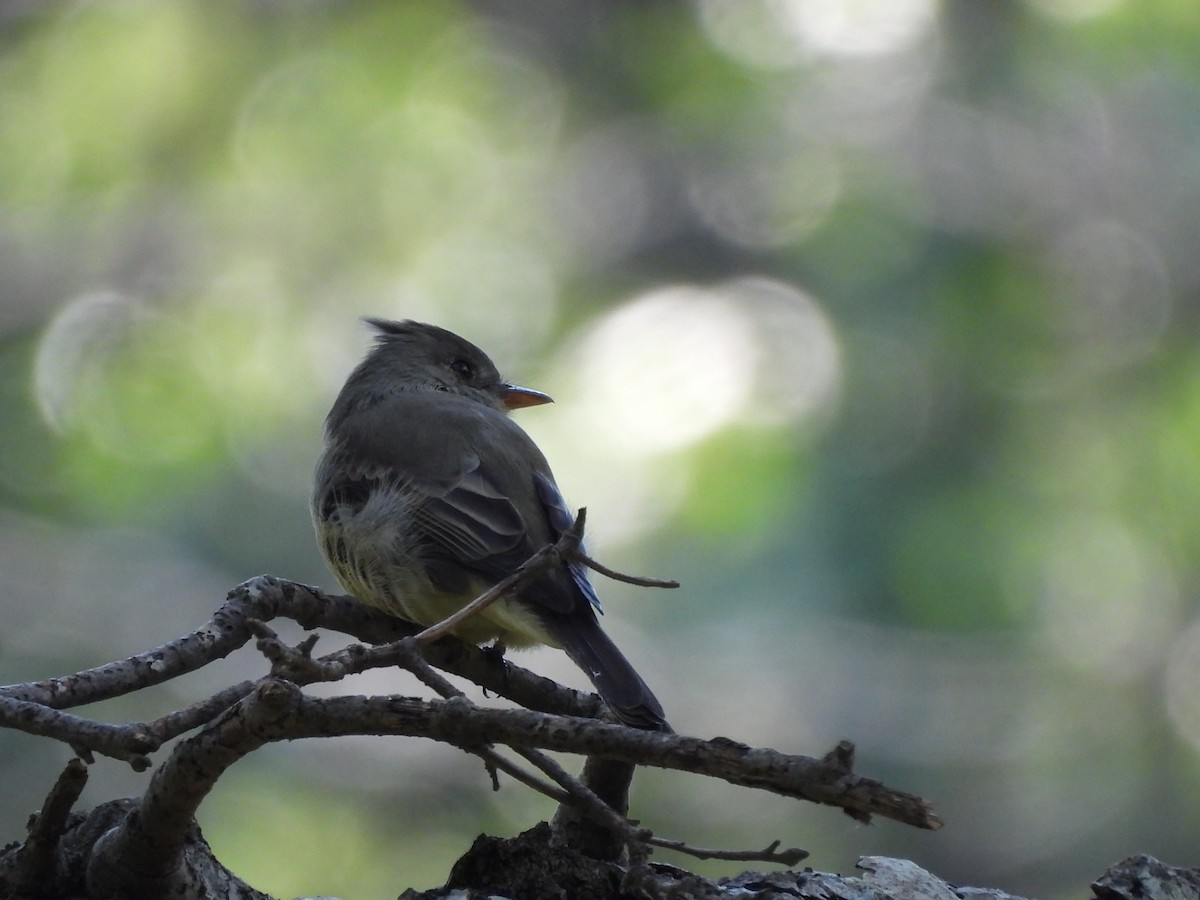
[3,1,1200,897]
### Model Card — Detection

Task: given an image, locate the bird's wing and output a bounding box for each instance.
[417,458,525,564]
[533,471,603,614]
[413,458,581,615]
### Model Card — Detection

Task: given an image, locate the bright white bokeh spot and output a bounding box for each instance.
[790,0,936,57]
[573,287,760,457]
[695,0,812,69]
[529,277,838,546]
[560,277,840,463]
[695,0,936,69]
[719,276,841,426]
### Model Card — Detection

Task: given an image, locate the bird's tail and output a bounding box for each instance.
[543,612,670,731]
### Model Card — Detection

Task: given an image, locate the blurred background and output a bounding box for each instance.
[2,0,1199,897]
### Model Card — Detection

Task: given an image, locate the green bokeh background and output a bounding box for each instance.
[3,1,1200,897]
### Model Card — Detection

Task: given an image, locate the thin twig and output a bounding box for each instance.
[393,639,467,698]
[465,745,573,803]
[511,743,650,856]
[143,682,257,745]
[576,552,680,589]
[645,836,808,866]
[387,638,574,806]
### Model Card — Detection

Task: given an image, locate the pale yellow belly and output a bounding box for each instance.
[397,583,557,649]
[318,519,557,649]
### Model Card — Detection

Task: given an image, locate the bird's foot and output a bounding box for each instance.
[482,640,509,665]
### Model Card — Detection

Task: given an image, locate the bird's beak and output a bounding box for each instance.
[498,383,554,410]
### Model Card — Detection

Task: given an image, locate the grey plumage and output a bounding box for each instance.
[312,319,668,730]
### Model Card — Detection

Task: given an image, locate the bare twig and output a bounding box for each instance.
[645,836,808,866]
[467,745,574,803]
[392,638,468,698]
[576,552,680,589]
[143,682,256,746]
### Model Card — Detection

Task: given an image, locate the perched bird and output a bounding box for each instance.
[312,319,668,730]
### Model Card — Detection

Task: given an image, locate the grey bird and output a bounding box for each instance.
[312,319,668,730]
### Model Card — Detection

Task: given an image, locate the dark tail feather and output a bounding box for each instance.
[543,612,669,731]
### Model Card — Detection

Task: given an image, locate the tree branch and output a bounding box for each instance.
[0,510,940,900]
[8,757,90,895]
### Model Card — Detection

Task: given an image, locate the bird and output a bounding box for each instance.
[311,318,668,730]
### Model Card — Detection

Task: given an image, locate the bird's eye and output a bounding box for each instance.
[449,358,475,380]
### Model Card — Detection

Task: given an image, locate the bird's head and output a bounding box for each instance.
[362,319,553,413]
